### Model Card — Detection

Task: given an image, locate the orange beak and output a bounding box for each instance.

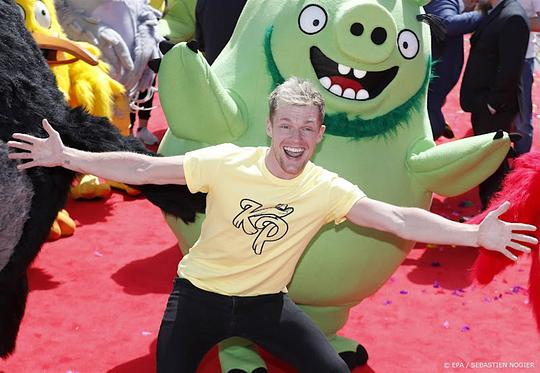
[32,32,98,66]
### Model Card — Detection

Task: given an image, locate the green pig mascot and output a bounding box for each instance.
[157,0,511,371]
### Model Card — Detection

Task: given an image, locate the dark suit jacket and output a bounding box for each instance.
[195,0,247,65]
[460,0,530,114]
[425,0,483,99]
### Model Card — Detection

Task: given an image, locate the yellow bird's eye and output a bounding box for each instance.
[34,1,52,29]
[16,4,26,20]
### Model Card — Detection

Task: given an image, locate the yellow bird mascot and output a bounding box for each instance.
[16,0,137,240]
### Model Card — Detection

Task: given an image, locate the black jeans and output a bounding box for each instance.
[156,278,350,373]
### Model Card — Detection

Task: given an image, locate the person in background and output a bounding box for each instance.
[514,0,540,154]
[460,0,530,209]
[424,0,484,140]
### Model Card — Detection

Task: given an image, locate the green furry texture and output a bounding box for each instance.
[264,26,285,88]
[264,25,432,140]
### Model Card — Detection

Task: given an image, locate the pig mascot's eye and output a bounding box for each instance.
[298,4,328,35]
[397,29,419,59]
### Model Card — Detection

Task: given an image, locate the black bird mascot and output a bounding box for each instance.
[0,0,201,357]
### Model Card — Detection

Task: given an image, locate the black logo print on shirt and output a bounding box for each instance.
[232,199,294,255]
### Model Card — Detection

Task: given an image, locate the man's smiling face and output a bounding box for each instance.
[265,104,325,179]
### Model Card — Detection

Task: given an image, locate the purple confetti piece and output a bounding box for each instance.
[94,251,103,257]
[141,331,152,336]
[483,296,492,303]
[452,290,464,297]
[524,299,530,305]
[443,320,449,329]
[512,286,522,294]
[431,261,441,267]
[400,290,408,295]
[461,325,470,332]
[383,300,392,306]
[433,280,441,288]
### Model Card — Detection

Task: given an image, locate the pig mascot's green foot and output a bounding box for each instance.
[300,304,369,369]
[218,336,367,372]
[157,0,512,371]
[333,336,369,369]
[219,338,268,373]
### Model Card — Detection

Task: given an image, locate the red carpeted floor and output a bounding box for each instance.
[2,67,540,373]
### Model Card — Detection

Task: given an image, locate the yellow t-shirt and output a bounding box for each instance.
[179,144,366,296]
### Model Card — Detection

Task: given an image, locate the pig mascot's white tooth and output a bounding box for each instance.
[354,68,367,79]
[338,64,352,75]
[319,77,331,89]
[343,88,356,99]
[330,84,343,96]
[356,89,369,100]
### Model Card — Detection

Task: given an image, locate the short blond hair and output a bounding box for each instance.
[268,77,325,122]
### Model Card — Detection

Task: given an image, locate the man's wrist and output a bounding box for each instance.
[472,224,481,248]
[62,147,79,169]
[61,148,71,167]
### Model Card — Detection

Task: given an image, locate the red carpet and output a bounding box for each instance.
[1,69,540,372]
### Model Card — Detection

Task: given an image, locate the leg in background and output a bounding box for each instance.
[514,57,535,155]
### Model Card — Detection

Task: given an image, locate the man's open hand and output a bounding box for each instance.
[478,201,538,261]
[7,119,65,170]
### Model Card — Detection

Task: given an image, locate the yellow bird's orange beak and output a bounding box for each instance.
[32,32,98,66]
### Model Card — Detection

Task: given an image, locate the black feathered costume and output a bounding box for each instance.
[0,0,203,358]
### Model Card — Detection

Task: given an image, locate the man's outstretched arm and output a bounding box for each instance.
[346,197,537,261]
[8,119,187,186]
